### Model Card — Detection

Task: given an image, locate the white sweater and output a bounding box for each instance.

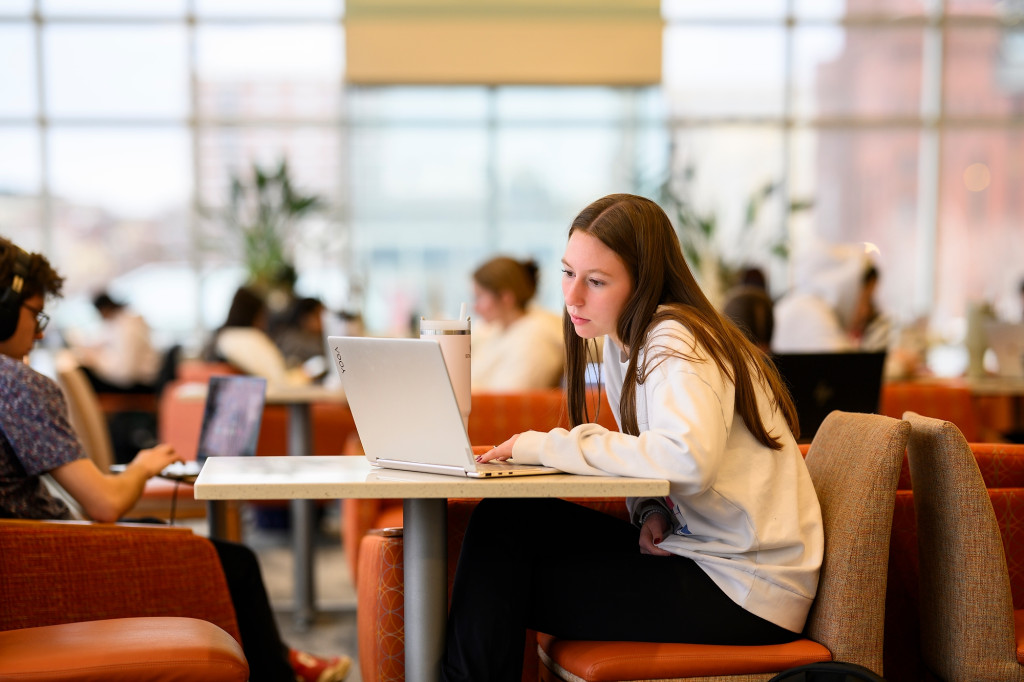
[512,319,824,633]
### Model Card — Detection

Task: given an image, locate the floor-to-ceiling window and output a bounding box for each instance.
[2,0,1021,373]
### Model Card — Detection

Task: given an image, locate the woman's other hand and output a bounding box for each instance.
[639,512,673,556]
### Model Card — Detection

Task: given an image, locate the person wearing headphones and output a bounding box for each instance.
[0,236,351,682]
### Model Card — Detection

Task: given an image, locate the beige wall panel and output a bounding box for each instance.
[346,18,662,85]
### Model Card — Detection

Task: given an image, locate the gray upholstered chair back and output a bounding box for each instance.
[803,410,910,674]
[904,411,1024,682]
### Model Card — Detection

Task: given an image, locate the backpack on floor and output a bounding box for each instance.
[768,661,886,682]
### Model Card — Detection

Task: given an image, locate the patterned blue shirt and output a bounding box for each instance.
[0,354,87,519]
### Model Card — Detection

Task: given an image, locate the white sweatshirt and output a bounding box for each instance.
[512,319,824,633]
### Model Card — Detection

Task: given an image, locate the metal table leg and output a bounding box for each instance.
[403,497,448,682]
[206,499,229,539]
[288,402,316,631]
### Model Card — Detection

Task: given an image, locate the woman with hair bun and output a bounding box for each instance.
[470,255,564,391]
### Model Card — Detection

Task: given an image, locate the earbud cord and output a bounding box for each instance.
[169,481,179,525]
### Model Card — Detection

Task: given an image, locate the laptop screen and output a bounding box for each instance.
[770,351,886,442]
[196,375,267,463]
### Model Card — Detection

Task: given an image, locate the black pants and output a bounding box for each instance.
[211,539,295,682]
[442,498,799,682]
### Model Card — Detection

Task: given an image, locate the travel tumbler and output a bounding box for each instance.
[419,304,471,430]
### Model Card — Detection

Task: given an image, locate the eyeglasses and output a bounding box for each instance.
[21,303,49,333]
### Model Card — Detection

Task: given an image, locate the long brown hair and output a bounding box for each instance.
[563,194,799,447]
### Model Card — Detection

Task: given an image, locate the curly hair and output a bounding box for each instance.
[0,236,64,301]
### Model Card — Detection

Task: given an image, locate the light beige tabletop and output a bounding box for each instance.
[171,381,347,404]
[961,375,1024,396]
[193,455,670,501]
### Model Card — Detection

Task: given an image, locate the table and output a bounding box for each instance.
[963,376,1024,437]
[195,455,669,682]
[263,384,346,630]
[883,375,1024,439]
[189,381,347,629]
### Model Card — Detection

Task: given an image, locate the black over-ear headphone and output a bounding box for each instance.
[0,243,33,342]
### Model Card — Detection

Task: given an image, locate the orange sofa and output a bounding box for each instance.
[0,519,247,680]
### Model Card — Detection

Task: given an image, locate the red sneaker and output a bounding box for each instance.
[288,648,352,682]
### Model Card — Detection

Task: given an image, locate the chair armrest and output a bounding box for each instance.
[0,616,248,681]
[357,529,406,682]
[0,519,240,642]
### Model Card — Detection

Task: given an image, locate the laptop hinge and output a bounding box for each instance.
[374,458,469,476]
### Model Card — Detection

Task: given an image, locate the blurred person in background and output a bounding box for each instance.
[737,265,768,292]
[269,296,328,379]
[72,291,161,394]
[848,264,891,352]
[203,285,312,386]
[721,285,774,353]
[773,240,891,353]
[470,255,564,391]
[0,236,351,682]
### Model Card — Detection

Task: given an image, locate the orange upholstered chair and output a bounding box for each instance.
[880,381,980,442]
[0,519,247,681]
[901,412,1024,680]
[538,411,910,681]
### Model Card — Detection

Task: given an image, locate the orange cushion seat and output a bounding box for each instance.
[537,634,832,681]
[0,616,249,682]
[1017,610,1024,665]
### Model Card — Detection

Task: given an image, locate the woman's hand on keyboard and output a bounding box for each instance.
[475,434,519,463]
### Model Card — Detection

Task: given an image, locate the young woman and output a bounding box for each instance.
[470,256,564,391]
[443,194,824,682]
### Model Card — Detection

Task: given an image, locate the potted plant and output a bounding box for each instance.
[218,158,324,293]
[656,165,811,304]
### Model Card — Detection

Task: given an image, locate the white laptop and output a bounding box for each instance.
[986,321,1024,378]
[327,336,560,478]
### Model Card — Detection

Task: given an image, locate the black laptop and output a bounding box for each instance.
[111,375,267,482]
[770,351,887,442]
